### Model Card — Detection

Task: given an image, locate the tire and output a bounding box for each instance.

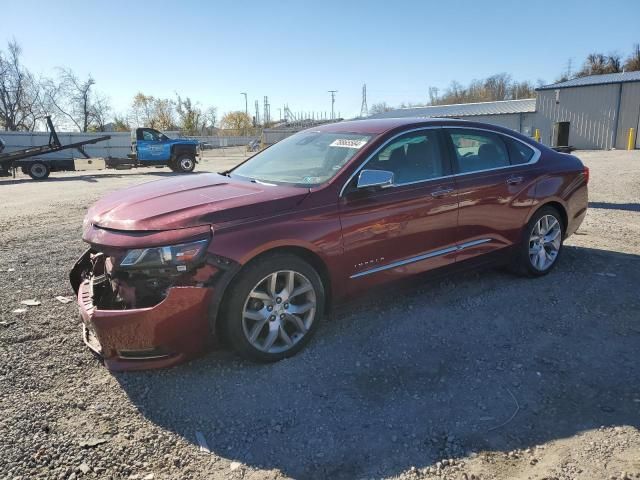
[222,254,325,362]
[28,162,50,180]
[174,154,196,173]
[512,206,564,276]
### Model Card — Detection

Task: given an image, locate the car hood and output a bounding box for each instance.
[87,174,309,231]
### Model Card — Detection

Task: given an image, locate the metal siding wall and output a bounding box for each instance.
[615,82,640,149]
[535,85,619,149]
[520,112,536,136]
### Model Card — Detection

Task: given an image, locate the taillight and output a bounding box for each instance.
[583,166,590,184]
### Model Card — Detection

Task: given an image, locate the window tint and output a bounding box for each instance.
[505,137,535,165]
[366,129,446,185]
[447,129,510,173]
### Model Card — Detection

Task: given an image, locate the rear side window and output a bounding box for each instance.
[504,137,535,165]
[447,129,510,173]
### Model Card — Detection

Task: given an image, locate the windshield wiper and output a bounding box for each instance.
[251,178,276,186]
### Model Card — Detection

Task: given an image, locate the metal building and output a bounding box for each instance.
[535,71,640,150]
[369,98,537,135]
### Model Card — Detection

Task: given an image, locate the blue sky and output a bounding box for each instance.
[3,0,639,120]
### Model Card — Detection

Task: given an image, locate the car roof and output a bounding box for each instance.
[313,117,499,135]
[312,117,536,144]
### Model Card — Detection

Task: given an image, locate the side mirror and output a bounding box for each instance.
[357,169,394,189]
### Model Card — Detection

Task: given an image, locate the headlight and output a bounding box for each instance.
[120,239,209,271]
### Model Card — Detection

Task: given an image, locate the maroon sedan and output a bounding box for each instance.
[70,118,588,370]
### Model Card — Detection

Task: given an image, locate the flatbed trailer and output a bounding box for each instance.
[0,116,111,180]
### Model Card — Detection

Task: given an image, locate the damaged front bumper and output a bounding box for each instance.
[70,249,215,371]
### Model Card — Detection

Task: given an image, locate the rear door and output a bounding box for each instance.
[339,127,459,292]
[443,127,541,261]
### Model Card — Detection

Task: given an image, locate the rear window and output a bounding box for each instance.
[505,137,535,165]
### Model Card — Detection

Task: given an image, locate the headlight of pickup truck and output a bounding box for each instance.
[119,239,209,271]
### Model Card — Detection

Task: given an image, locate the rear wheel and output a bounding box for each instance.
[175,154,196,173]
[222,254,324,362]
[513,206,564,276]
[28,162,50,180]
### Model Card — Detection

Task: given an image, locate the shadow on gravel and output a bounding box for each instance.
[0,170,207,185]
[589,201,640,212]
[115,246,640,479]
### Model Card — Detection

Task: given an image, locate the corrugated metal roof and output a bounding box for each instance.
[368,98,536,119]
[537,71,640,90]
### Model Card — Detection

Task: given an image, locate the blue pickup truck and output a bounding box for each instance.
[129,128,200,173]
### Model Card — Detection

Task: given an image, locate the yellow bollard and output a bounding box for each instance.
[628,128,635,150]
[534,128,541,142]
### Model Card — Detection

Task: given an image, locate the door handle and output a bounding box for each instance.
[506,175,524,185]
[431,187,454,198]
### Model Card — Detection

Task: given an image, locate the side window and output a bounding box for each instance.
[142,130,155,141]
[142,129,160,141]
[504,137,535,165]
[447,129,510,173]
[366,129,446,185]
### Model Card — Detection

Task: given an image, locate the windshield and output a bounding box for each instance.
[231,131,372,186]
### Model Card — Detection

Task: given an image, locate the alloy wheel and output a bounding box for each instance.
[242,270,316,353]
[529,214,561,271]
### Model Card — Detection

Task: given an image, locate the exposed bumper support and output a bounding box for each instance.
[76,275,213,372]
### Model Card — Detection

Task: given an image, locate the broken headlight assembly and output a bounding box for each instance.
[119,239,210,272]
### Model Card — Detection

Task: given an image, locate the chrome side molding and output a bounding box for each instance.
[350,238,492,279]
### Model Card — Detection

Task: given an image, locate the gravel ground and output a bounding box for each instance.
[0,149,639,480]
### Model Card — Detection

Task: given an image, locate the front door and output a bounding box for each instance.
[137,129,170,161]
[339,128,459,292]
[442,127,541,262]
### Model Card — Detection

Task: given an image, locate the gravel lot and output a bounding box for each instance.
[1,149,639,480]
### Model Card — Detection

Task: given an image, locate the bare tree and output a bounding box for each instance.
[483,73,512,101]
[0,40,44,131]
[89,93,112,132]
[44,68,110,132]
[624,44,640,71]
[510,80,536,100]
[369,102,392,115]
[606,53,622,73]
[204,106,218,130]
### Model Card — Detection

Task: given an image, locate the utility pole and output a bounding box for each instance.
[255,100,260,126]
[359,84,368,117]
[240,92,248,116]
[328,90,337,120]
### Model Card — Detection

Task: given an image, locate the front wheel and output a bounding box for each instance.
[513,206,564,276]
[222,254,324,362]
[174,155,196,173]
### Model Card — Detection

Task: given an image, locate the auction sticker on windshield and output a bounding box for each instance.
[330,138,368,149]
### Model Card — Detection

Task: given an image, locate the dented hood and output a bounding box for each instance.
[87,173,309,231]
